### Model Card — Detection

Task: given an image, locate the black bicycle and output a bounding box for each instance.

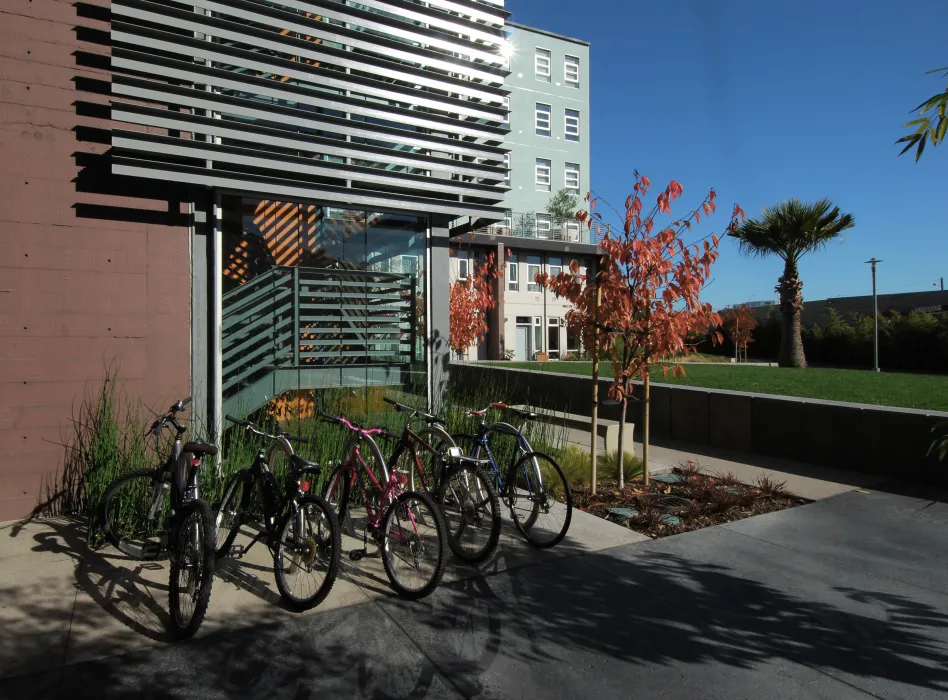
[99,397,218,639]
[215,415,341,611]
[382,398,501,563]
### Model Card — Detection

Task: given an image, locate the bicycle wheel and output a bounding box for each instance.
[437,464,501,563]
[99,468,170,561]
[214,470,251,559]
[323,465,355,537]
[168,499,215,639]
[507,452,573,549]
[380,491,448,599]
[274,495,341,611]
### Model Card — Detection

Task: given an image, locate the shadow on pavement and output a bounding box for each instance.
[2,516,947,698]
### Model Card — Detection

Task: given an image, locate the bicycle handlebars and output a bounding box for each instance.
[382,397,446,425]
[224,414,306,444]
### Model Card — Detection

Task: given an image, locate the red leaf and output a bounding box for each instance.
[695,210,701,223]
[703,203,711,216]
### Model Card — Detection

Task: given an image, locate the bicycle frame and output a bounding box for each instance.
[339,426,399,528]
[387,425,445,493]
[232,432,312,557]
[468,417,543,495]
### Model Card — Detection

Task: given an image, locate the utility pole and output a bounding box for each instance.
[866,258,882,372]
[940,277,944,292]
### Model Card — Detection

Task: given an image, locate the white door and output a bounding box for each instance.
[515,326,530,361]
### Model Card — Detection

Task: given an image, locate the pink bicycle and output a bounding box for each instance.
[320,411,448,599]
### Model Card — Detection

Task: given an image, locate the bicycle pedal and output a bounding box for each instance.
[141,542,162,559]
[230,544,246,559]
[348,549,366,561]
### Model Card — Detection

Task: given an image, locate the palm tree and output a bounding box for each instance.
[728,199,855,368]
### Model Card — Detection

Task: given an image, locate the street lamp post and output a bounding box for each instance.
[865,258,882,372]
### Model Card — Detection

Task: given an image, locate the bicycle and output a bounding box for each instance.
[98,397,218,639]
[320,411,448,599]
[215,415,341,611]
[453,402,572,549]
[382,398,501,564]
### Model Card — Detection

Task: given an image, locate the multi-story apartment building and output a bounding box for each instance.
[451,21,596,362]
[0,0,511,520]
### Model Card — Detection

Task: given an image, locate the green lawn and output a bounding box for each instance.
[490,362,948,412]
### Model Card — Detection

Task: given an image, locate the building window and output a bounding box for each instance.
[565,163,580,195]
[503,96,510,123]
[535,159,551,192]
[566,220,580,242]
[565,109,580,141]
[548,317,561,358]
[565,55,580,88]
[504,153,510,186]
[535,103,551,137]
[548,256,562,277]
[456,250,469,281]
[508,253,519,291]
[535,48,551,81]
[527,255,541,292]
[536,214,552,238]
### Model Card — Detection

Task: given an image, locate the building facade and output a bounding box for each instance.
[451,21,595,362]
[0,0,510,520]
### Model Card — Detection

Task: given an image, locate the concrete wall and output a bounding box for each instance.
[450,364,948,485]
[0,0,192,520]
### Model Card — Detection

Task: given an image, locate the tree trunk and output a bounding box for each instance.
[776,258,806,368]
[617,394,626,489]
[642,372,650,487]
[589,281,601,495]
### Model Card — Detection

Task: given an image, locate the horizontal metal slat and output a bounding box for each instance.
[111,72,507,154]
[111,101,503,179]
[113,0,507,105]
[110,13,505,122]
[112,131,506,201]
[168,0,506,82]
[200,0,506,66]
[354,0,506,45]
[112,157,507,221]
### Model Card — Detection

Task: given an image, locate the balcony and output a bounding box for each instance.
[466,213,602,244]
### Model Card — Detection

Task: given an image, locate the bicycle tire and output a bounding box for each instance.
[380,490,448,600]
[323,465,355,538]
[273,495,341,611]
[507,452,573,549]
[99,468,170,561]
[214,469,251,559]
[437,463,501,563]
[168,499,215,639]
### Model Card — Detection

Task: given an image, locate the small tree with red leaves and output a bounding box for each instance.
[721,304,758,362]
[539,173,745,486]
[449,253,499,359]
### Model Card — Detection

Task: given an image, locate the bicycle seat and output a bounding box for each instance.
[290,455,321,472]
[492,403,537,420]
[184,441,218,457]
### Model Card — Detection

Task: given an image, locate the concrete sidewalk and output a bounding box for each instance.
[2,488,946,699]
[562,426,883,500]
[0,504,645,686]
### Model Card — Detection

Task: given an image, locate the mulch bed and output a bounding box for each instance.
[573,462,810,539]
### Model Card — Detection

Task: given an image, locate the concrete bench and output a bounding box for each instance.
[509,405,635,457]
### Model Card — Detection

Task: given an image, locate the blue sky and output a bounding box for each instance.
[506,0,948,309]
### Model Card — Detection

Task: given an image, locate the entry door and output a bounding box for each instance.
[515,326,530,361]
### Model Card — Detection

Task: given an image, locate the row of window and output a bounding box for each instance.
[535,104,580,141]
[535,48,580,89]
[458,253,576,293]
[535,160,580,194]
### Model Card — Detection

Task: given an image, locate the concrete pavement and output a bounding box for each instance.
[1,485,946,699]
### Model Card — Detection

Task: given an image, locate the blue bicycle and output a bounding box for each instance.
[452,403,572,548]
